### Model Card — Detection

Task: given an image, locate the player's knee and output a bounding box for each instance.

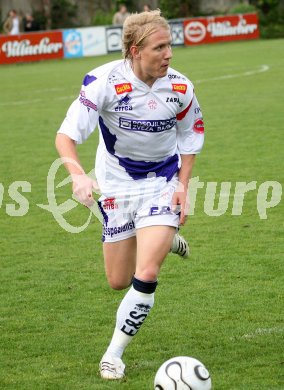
[107,276,132,291]
[109,281,127,291]
[136,268,159,282]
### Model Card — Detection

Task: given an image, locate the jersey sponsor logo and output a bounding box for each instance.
[166,96,183,107]
[103,221,135,238]
[149,206,172,215]
[79,90,97,111]
[172,83,187,94]
[194,118,205,133]
[115,94,133,111]
[168,74,185,80]
[119,117,177,132]
[115,82,132,95]
[148,99,157,110]
[115,106,133,111]
[194,107,201,114]
[108,74,120,84]
[102,197,118,210]
[119,94,131,105]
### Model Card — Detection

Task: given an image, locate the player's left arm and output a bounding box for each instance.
[173,84,205,224]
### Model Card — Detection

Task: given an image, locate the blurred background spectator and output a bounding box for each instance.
[143,4,151,12]
[3,9,20,35]
[112,4,130,25]
[23,12,40,32]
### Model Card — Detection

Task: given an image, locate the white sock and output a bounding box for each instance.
[105,279,157,359]
[105,327,132,359]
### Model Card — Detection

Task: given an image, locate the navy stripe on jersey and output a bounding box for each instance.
[82,74,97,86]
[99,116,179,181]
[118,154,179,181]
[97,200,109,242]
[97,200,109,226]
[99,116,117,155]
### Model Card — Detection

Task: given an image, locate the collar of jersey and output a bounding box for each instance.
[124,60,165,92]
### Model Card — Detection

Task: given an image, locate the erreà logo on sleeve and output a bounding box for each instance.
[172,83,187,94]
[115,83,132,94]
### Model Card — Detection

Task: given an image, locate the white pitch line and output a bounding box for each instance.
[194,64,269,84]
[54,95,77,101]
[230,326,283,341]
[0,64,269,107]
[0,95,77,106]
[2,98,43,106]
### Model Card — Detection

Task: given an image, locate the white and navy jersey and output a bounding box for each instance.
[58,59,204,191]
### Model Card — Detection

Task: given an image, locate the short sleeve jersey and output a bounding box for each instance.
[58,59,204,190]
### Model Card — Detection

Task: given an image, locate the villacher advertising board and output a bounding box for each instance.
[184,13,259,46]
[0,31,64,64]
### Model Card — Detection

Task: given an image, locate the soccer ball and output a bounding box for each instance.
[154,356,212,390]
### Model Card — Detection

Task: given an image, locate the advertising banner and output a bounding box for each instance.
[63,27,107,58]
[106,22,185,52]
[0,31,64,64]
[184,13,259,46]
[106,26,123,53]
[169,21,185,46]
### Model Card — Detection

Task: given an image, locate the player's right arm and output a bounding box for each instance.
[55,133,83,175]
[55,133,98,208]
[55,72,102,207]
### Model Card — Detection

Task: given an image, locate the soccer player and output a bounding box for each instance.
[55,9,204,380]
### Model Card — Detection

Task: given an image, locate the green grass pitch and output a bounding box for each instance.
[0,38,283,389]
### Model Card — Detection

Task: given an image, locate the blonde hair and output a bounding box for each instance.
[122,9,170,60]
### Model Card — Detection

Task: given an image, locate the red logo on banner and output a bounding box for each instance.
[185,21,206,43]
[184,13,259,46]
[115,83,132,95]
[172,83,187,94]
[0,31,64,64]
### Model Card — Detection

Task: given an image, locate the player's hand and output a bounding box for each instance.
[171,186,189,225]
[71,173,100,208]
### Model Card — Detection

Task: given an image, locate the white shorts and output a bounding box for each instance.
[97,176,180,242]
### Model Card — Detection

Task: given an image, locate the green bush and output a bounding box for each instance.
[159,0,182,19]
[51,0,77,29]
[159,0,199,19]
[92,10,113,26]
[32,9,47,30]
[258,1,284,38]
[260,22,284,38]
[258,6,284,38]
[229,3,258,14]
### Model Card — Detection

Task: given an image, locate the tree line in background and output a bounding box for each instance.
[1,0,284,38]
